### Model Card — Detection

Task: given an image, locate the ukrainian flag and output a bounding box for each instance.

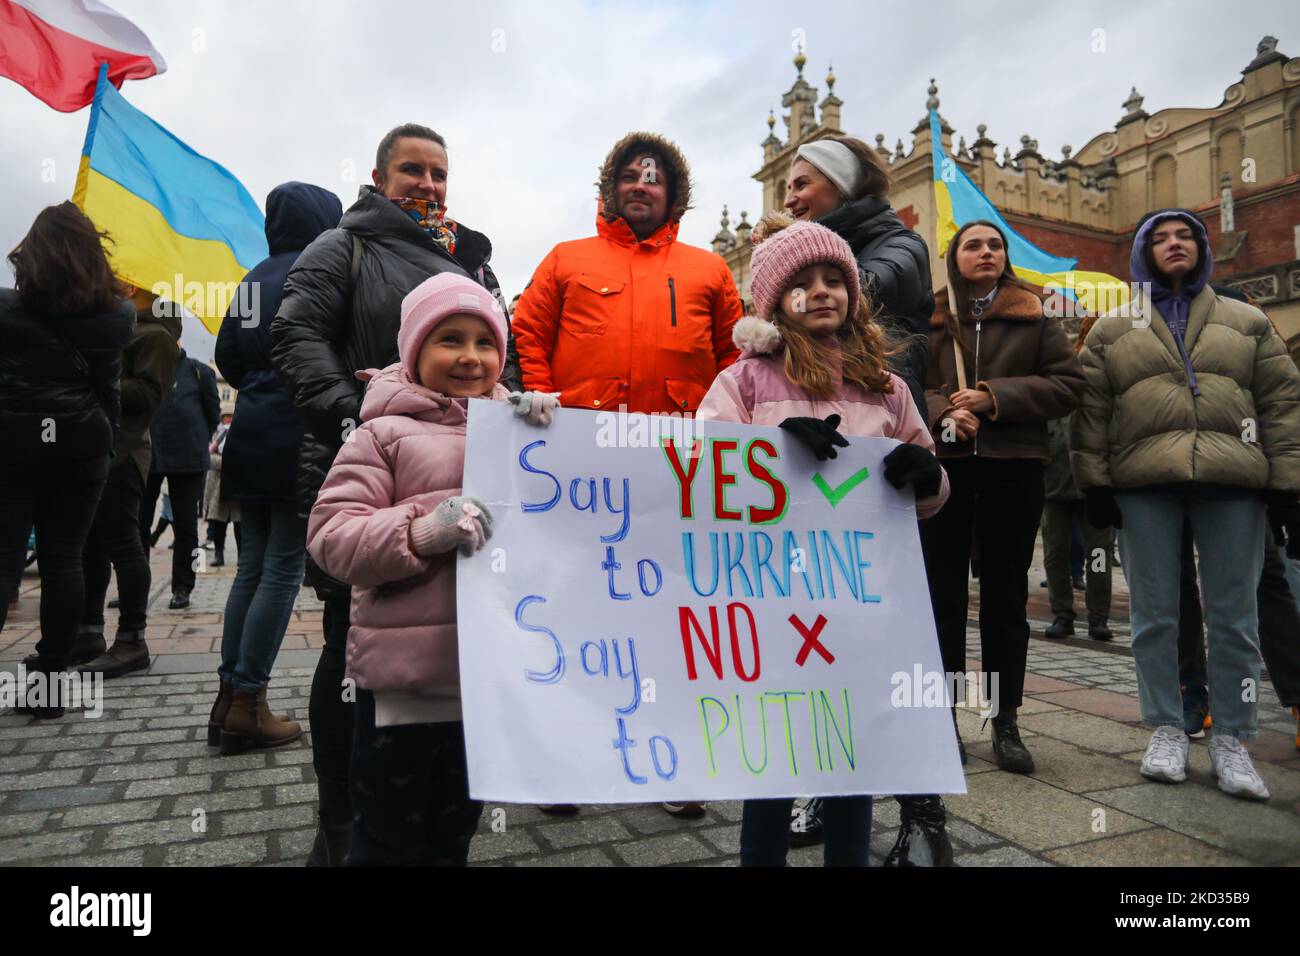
[929,109,1127,310]
[73,63,267,332]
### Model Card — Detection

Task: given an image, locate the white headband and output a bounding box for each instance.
[795,140,864,200]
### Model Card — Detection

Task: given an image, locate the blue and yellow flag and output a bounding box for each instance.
[929,109,1127,309]
[73,63,267,332]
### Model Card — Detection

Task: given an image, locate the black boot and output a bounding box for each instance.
[24,628,104,669]
[16,661,66,719]
[306,777,352,866]
[1088,615,1113,642]
[885,796,955,867]
[990,710,1035,774]
[789,798,825,847]
[1044,614,1074,639]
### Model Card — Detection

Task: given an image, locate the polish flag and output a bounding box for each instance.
[0,0,166,111]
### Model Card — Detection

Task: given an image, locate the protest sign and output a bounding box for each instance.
[458,401,967,803]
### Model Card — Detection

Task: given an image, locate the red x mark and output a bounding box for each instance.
[789,613,833,666]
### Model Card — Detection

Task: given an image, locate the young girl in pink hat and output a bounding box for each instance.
[698,212,950,867]
[307,272,557,866]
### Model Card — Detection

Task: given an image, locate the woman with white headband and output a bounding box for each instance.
[783,136,949,866]
[783,137,933,415]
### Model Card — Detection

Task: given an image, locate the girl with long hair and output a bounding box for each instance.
[921,219,1085,774]
[698,212,950,866]
[0,202,134,717]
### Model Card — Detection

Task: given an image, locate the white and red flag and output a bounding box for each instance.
[0,0,165,111]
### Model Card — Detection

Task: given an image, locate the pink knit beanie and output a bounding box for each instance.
[398,273,508,383]
[749,219,860,322]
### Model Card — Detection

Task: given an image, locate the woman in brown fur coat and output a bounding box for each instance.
[920,220,1085,775]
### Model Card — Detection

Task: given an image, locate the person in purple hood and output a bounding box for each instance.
[1071,208,1300,802]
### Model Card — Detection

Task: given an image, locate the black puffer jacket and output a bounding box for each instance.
[271,186,512,597]
[0,289,134,479]
[818,196,935,414]
[149,353,220,474]
[216,182,342,504]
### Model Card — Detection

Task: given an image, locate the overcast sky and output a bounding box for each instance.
[1,0,1295,360]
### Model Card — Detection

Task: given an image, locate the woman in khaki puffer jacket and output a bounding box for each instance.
[1071,208,1300,802]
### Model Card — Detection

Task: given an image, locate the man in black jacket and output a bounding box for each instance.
[77,288,181,677]
[138,344,220,614]
[270,124,514,866]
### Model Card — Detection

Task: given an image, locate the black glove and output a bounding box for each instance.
[779,414,850,461]
[883,443,942,498]
[1265,491,1300,560]
[1085,487,1123,530]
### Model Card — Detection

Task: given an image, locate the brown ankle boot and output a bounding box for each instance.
[208,679,233,746]
[220,686,302,755]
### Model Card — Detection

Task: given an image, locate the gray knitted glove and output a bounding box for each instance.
[409,496,494,557]
[508,391,560,427]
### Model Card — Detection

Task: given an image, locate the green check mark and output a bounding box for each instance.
[812,467,870,507]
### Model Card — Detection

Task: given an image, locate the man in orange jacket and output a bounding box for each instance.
[514,132,741,820]
[513,131,742,417]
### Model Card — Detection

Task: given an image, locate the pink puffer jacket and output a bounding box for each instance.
[697,317,949,519]
[307,363,509,695]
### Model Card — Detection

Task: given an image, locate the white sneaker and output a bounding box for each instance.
[1209,735,1270,801]
[1140,725,1189,783]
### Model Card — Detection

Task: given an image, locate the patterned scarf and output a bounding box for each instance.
[968,285,999,320]
[391,197,458,255]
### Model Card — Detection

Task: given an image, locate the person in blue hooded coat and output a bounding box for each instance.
[209,183,343,783]
[1072,208,1300,802]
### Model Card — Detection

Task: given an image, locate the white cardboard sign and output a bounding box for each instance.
[458,400,966,803]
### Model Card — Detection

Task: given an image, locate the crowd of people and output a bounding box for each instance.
[2,121,1299,868]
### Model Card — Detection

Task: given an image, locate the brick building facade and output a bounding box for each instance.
[716,37,1300,352]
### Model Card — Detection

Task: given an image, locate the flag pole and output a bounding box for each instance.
[72,63,110,209]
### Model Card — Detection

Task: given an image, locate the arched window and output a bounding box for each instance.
[1151,154,1177,209]
[1216,129,1244,190]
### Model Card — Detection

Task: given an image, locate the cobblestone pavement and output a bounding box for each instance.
[2,535,1298,866]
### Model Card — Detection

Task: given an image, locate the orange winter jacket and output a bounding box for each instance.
[513,215,743,414]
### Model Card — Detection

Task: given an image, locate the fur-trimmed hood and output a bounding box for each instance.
[596,131,693,225]
[930,283,1045,327]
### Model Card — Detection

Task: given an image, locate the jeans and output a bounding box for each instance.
[0,461,106,669]
[140,472,203,593]
[1042,499,1114,620]
[740,796,873,866]
[1118,491,1265,739]
[311,592,355,834]
[348,690,483,866]
[82,461,150,635]
[218,502,305,693]
[920,457,1045,713]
